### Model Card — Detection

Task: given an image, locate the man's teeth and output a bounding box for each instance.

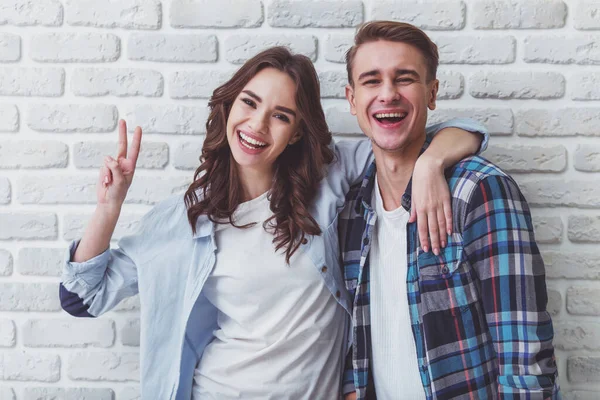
[374,112,408,119]
[239,131,267,147]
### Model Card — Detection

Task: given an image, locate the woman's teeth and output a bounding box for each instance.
[239,131,267,149]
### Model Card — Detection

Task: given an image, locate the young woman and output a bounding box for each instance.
[60,47,487,399]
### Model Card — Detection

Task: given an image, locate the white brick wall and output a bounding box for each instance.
[0,0,598,397]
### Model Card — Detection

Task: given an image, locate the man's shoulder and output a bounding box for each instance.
[447,155,515,200]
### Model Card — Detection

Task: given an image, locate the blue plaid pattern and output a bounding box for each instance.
[339,153,560,399]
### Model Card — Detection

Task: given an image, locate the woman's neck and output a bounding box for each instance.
[237,165,273,201]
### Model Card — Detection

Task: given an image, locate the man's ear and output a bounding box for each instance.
[428,79,439,111]
[345,84,357,116]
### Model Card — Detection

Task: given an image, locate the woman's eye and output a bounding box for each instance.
[241,98,256,107]
[274,113,290,123]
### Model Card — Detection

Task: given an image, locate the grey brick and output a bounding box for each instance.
[547,288,562,316]
[128,34,217,63]
[574,144,600,172]
[483,144,566,172]
[568,356,600,383]
[574,1,600,30]
[554,321,600,350]
[524,35,600,64]
[66,0,161,29]
[472,0,566,29]
[324,34,353,63]
[24,388,114,400]
[225,34,317,64]
[516,108,600,136]
[169,70,235,99]
[0,283,61,311]
[0,105,19,132]
[371,0,465,30]
[531,214,563,244]
[72,68,163,97]
[469,72,565,99]
[121,318,140,346]
[0,177,10,204]
[567,286,600,316]
[518,180,600,208]
[123,105,208,135]
[31,33,120,63]
[170,0,263,28]
[428,108,513,135]
[570,72,600,100]
[0,33,20,62]
[73,141,168,169]
[568,215,600,242]
[27,104,118,133]
[543,251,600,280]
[0,213,57,240]
[269,0,363,28]
[433,35,516,64]
[0,141,68,169]
[17,248,64,277]
[0,249,12,276]
[0,68,64,97]
[0,0,63,26]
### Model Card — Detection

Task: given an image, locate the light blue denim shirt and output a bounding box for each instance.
[60,119,488,399]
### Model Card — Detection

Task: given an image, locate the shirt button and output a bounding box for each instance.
[335,290,341,298]
[363,237,369,245]
[441,266,449,274]
[321,266,328,273]
[301,238,308,245]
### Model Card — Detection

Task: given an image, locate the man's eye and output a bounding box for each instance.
[274,113,290,123]
[241,98,256,107]
[397,78,413,84]
[364,80,379,85]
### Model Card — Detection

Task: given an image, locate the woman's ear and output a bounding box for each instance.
[288,132,302,145]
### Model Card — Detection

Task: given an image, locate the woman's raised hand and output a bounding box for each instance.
[97,119,142,210]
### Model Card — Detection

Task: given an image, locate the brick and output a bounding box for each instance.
[0,283,61,311]
[66,0,161,29]
[574,1,600,29]
[0,177,10,204]
[554,321,600,350]
[113,295,140,312]
[0,351,60,382]
[547,289,562,316]
[31,33,120,63]
[0,249,13,276]
[0,68,64,97]
[371,0,465,30]
[119,387,140,400]
[0,33,20,62]
[27,104,117,133]
[472,0,566,29]
[437,70,464,99]
[24,388,114,400]
[17,248,63,277]
[64,213,144,241]
[324,34,353,63]
[123,105,208,135]
[171,0,263,28]
[73,141,168,169]
[543,251,600,280]
[530,214,563,244]
[72,68,163,97]
[0,319,16,347]
[173,140,204,170]
[325,106,361,135]
[563,391,600,400]
[0,388,15,400]
[128,34,217,63]
[433,35,516,64]
[568,356,600,383]
[574,145,600,172]
[269,0,362,28]
[169,70,234,99]
[68,352,139,381]
[567,286,600,316]
[568,215,600,242]
[483,145,566,172]
[571,72,600,100]
[127,176,191,204]
[524,36,600,64]
[469,72,564,99]
[0,213,57,240]
[0,0,63,26]
[318,70,347,99]
[23,319,115,348]
[0,105,18,132]
[427,108,513,135]
[517,180,600,208]
[121,318,140,346]
[18,176,95,204]
[225,34,317,64]
[516,108,600,136]
[0,141,68,169]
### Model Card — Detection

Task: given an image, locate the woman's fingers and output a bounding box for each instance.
[128,125,142,166]
[117,120,128,160]
[417,210,430,253]
[104,156,125,186]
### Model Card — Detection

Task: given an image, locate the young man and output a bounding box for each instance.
[340,21,559,400]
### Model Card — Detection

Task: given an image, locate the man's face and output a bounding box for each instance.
[345,40,439,154]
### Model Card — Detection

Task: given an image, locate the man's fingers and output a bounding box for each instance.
[417,211,430,252]
[128,126,142,166]
[117,119,127,159]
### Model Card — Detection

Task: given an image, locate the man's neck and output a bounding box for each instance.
[373,136,425,212]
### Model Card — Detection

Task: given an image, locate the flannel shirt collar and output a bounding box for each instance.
[353,136,433,216]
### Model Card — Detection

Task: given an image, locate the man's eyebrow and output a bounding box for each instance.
[358,70,380,81]
[241,90,296,118]
[396,69,420,78]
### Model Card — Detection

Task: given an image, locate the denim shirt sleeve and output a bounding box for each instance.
[332,117,490,187]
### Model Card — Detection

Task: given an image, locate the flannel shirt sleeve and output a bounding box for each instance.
[462,174,560,399]
[342,349,355,396]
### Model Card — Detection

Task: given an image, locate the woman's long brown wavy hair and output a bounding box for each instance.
[184,47,334,263]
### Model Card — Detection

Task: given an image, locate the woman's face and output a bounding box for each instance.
[226,67,301,180]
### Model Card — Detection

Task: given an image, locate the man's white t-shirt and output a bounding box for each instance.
[369,176,426,399]
[192,192,345,399]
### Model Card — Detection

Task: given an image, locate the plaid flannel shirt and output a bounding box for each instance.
[339,147,560,399]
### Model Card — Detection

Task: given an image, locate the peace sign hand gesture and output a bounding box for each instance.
[97,119,142,210]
